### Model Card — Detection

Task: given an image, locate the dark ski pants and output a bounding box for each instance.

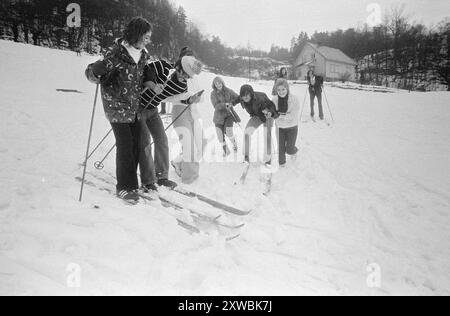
[244,116,273,163]
[277,126,298,165]
[139,108,170,185]
[310,89,324,119]
[110,120,140,192]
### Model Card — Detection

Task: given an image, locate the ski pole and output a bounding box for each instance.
[159,102,193,134]
[94,102,194,169]
[299,85,308,123]
[79,84,100,202]
[140,69,177,112]
[227,107,244,130]
[323,87,335,124]
[90,69,177,166]
[94,143,116,170]
[81,128,112,165]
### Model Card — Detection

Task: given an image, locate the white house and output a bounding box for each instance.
[294,42,357,81]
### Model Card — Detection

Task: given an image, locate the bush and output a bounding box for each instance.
[339,71,352,83]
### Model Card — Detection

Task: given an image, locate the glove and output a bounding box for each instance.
[262,109,273,119]
[153,84,165,95]
[91,60,107,77]
[188,94,201,105]
[225,103,233,110]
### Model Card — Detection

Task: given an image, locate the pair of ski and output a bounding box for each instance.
[138,192,244,241]
[237,162,273,196]
[76,174,249,241]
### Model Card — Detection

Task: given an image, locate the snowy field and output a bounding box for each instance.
[0,40,449,296]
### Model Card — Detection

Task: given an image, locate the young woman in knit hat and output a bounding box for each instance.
[169,56,205,184]
[272,79,300,167]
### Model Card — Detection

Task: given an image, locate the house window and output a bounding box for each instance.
[330,64,338,73]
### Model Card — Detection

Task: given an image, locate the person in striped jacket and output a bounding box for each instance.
[139,55,202,191]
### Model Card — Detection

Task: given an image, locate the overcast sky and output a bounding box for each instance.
[173,0,450,50]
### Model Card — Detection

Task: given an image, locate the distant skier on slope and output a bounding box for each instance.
[236,84,279,165]
[272,79,300,167]
[210,77,241,157]
[307,67,325,121]
[85,17,152,203]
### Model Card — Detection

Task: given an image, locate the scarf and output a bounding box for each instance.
[278,94,289,114]
[122,42,143,64]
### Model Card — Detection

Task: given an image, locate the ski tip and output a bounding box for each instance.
[226,234,240,242]
[177,219,201,234]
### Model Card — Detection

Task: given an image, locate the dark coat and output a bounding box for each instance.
[85,39,150,123]
[240,91,280,123]
[307,74,324,94]
[210,82,241,125]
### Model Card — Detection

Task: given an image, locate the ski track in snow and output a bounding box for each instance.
[0,40,449,295]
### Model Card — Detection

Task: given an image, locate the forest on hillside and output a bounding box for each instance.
[0,1,448,89]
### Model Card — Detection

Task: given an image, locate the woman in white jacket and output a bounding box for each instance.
[168,57,205,184]
[272,79,300,167]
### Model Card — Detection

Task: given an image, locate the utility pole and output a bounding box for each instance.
[248,41,251,81]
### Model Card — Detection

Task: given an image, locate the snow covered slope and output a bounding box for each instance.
[0,40,449,295]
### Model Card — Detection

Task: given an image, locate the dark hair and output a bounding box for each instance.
[174,59,182,71]
[179,47,195,59]
[240,84,254,98]
[123,17,152,46]
[279,67,288,78]
[174,47,195,70]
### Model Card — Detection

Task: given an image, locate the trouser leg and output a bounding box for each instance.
[317,92,324,119]
[278,128,287,165]
[146,109,170,180]
[244,116,263,162]
[285,126,299,155]
[111,121,140,192]
[138,109,157,185]
[310,91,315,116]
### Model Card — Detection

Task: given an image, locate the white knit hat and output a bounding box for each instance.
[181,56,203,77]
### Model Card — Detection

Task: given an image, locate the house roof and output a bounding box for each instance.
[308,43,357,65]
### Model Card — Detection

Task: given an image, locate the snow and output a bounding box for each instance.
[1,40,450,295]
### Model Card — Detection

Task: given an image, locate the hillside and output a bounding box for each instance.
[0,40,449,295]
